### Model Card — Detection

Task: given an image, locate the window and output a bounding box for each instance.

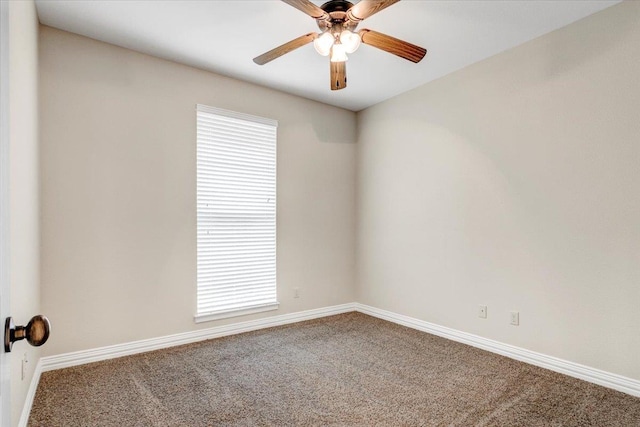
[196,105,277,322]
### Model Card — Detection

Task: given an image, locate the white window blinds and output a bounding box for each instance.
[196,104,277,320]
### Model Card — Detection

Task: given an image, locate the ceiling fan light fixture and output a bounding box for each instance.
[339,29,361,53]
[313,31,335,56]
[330,43,348,63]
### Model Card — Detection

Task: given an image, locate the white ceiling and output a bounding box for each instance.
[35,0,620,112]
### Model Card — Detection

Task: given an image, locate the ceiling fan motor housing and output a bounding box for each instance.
[317,0,357,31]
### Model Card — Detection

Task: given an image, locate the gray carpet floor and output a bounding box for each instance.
[29,312,640,426]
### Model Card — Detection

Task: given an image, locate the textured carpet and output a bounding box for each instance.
[29,312,640,426]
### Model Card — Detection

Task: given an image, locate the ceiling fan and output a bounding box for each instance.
[253,0,427,91]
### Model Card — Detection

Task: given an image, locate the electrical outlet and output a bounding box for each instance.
[21,353,28,381]
[510,311,520,326]
[478,305,487,319]
[294,287,300,299]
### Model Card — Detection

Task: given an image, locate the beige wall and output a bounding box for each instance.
[9,0,40,425]
[356,1,640,381]
[39,26,357,356]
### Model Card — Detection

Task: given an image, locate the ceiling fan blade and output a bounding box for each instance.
[253,33,317,65]
[359,29,426,63]
[347,0,400,22]
[281,0,330,21]
[330,61,347,91]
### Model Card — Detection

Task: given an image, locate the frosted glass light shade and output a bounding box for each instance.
[339,30,361,53]
[330,43,348,63]
[313,32,335,56]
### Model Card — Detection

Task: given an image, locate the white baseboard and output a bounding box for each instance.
[18,358,42,427]
[40,303,356,372]
[22,301,639,425]
[354,303,640,397]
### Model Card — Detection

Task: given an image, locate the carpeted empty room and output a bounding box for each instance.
[6,0,640,425]
[29,313,640,426]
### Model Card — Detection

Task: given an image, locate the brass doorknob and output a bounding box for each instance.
[4,315,51,352]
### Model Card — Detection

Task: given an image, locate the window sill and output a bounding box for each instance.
[194,302,280,324]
